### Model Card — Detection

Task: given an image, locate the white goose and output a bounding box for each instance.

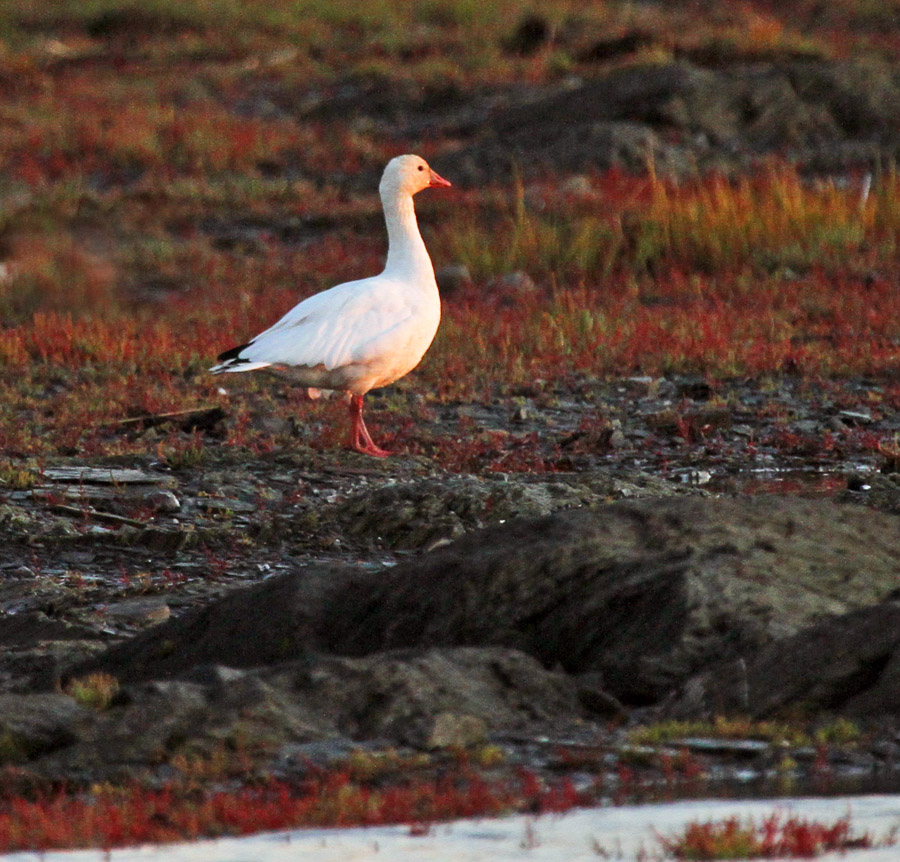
[210,154,451,457]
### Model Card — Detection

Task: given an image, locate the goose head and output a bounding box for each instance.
[380,154,452,200]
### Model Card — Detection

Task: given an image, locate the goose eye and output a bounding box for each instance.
[417,165,424,171]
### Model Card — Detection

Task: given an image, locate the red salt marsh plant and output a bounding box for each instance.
[658,811,891,860]
[3,164,900,461]
[0,769,581,853]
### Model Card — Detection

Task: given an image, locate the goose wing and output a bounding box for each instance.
[234,276,421,371]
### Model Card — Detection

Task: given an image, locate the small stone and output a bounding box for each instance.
[197,497,257,514]
[425,712,488,749]
[872,739,900,760]
[178,664,247,686]
[839,410,873,425]
[145,489,181,513]
[575,672,626,719]
[511,404,530,423]
[251,415,292,436]
[792,419,821,435]
[496,270,537,293]
[103,598,171,625]
[435,264,472,298]
[506,13,550,56]
[845,474,872,492]
[493,271,539,307]
[624,376,658,396]
[560,175,593,197]
[609,430,628,449]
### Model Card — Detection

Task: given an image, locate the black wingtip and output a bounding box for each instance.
[217,341,253,362]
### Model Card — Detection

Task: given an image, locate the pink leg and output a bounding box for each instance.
[347,394,390,457]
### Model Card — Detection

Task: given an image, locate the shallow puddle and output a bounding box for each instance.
[707,467,850,496]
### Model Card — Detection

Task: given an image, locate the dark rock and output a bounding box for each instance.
[737,65,839,150]
[39,672,330,777]
[85,8,192,39]
[37,648,582,774]
[578,31,655,64]
[0,612,106,650]
[0,694,94,763]
[500,63,741,141]
[322,497,900,704]
[838,474,900,513]
[574,672,627,719]
[787,60,900,137]
[445,58,900,183]
[72,497,900,709]
[435,264,473,298]
[322,475,610,550]
[68,563,353,684]
[280,647,582,749]
[0,612,111,693]
[445,63,739,181]
[674,376,715,400]
[144,489,180,513]
[674,600,900,719]
[505,15,550,57]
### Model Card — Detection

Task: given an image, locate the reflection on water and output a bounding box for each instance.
[612,767,900,807]
[710,470,849,496]
[695,467,856,496]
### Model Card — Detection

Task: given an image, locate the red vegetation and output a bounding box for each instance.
[2,161,900,466]
[0,770,582,854]
[660,812,886,859]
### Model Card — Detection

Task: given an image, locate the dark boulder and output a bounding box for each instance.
[675,599,900,719]
[71,496,900,706]
[445,58,900,182]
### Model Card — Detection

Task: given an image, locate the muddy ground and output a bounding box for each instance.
[2,372,898,658]
[3,374,900,796]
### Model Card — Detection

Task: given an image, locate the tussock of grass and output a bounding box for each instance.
[639,169,875,274]
[64,673,119,711]
[440,167,900,285]
[443,179,625,282]
[627,716,861,748]
[0,461,38,490]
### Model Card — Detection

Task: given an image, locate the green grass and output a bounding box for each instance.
[627,716,862,748]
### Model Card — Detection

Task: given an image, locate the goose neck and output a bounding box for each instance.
[382,191,432,277]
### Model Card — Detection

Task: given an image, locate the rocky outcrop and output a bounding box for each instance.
[447,59,900,181]
[34,648,583,780]
[72,496,900,706]
[675,599,900,719]
[0,493,897,779]
[322,472,686,550]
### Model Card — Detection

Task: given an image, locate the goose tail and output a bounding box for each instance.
[209,341,271,374]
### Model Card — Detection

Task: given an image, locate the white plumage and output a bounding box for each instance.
[210,154,451,457]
